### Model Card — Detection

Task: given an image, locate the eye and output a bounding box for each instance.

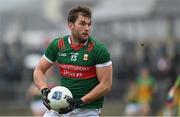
[88,22,92,26]
[79,22,85,25]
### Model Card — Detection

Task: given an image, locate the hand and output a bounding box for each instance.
[167,95,174,104]
[41,88,51,110]
[58,96,84,114]
[166,88,175,104]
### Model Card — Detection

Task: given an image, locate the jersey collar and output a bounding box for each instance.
[68,36,89,51]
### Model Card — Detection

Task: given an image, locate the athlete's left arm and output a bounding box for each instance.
[81,64,113,104]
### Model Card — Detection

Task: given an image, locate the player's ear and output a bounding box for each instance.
[68,22,74,30]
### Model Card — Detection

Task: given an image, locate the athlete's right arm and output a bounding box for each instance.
[33,57,53,90]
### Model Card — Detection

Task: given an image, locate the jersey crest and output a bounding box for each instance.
[83,54,88,61]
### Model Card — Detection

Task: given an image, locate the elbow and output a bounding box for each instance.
[33,69,37,82]
[105,88,111,95]
[106,86,112,93]
[102,84,112,95]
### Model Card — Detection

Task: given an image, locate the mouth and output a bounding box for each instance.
[82,32,89,35]
[81,32,89,37]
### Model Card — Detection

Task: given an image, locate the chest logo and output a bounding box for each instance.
[58,52,66,57]
[83,54,88,61]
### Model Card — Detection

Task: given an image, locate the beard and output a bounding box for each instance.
[73,31,89,43]
[78,37,88,43]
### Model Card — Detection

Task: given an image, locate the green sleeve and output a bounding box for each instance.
[44,38,59,62]
[175,75,180,87]
[94,44,111,65]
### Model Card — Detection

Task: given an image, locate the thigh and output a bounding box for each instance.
[30,100,46,112]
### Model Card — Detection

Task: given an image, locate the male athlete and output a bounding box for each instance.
[33,6,113,117]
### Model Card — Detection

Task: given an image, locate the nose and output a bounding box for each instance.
[84,24,90,31]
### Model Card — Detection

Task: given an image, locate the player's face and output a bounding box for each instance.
[69,15,92,43]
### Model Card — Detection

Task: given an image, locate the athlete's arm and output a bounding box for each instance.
[33,57,53,90]
[81,64,112,103]
[167,76,180,104]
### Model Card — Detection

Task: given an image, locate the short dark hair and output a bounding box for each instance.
[68,6,92,23]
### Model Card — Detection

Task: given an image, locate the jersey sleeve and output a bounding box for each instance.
[44,38,59,63]
[95,45,112,67]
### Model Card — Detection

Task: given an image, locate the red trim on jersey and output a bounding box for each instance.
[70,37,85,51]
[86,42,94,52]
[57,63,97,79]
[62,39,65,49]
[58,38,65,50]
[58,39,62,49]
[71,43,84,51]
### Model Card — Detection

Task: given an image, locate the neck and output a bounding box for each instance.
[70,35,87,45]
[70,35,79,46]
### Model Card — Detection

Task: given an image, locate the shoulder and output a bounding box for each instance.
[48,35,68,46]
[89,36,103,46]
[89,36,111,64]
[89,36,108,51]
[51,35,68,43]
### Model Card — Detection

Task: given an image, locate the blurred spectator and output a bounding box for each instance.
[0,42,22,83]
[169,45,180,85]
[117,41,137,80]
[165,73,180,116]
[26,83,47,116]
[124,81,139,116]
[156,43,170,77]
[134,66,156,116]
[26,64,58,116]
[142,44,151,67]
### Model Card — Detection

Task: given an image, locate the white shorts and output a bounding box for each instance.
[43,108,101,117]
[30,100,47,113]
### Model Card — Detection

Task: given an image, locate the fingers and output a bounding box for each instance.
[42,96,50,103]
[167,97,174,103]
[42,100,51,110]
[64,95,73,103]
[45,99,50,103]
[58,106,72,114]
[41,88,51,110]
[58,108,66,114]
[42,95,51,109]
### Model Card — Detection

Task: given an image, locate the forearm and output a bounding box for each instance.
[33,69,48,90]
[81,65,113,104]
[81,82,111,104]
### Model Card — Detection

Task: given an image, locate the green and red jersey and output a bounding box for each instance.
[44,35,112,109]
